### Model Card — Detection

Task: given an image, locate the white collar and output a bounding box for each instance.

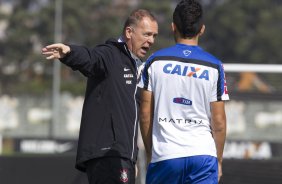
[118,36,125,43]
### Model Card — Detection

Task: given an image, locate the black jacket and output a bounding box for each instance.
[60,39,140,172]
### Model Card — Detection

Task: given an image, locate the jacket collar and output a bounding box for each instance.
[106,38,143,69]
[117,36,143,68]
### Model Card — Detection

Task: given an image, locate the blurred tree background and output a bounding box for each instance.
[0,0,281,96]
[203,0,282,63]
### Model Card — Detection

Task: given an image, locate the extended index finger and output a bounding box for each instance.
[45,43,64,50]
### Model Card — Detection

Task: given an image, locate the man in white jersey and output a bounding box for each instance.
[139,0,229,183]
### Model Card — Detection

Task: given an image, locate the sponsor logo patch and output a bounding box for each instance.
[163,63,209,81]
[158,117,203,125]
[173,97,192,106]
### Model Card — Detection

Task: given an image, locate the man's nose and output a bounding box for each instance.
[148,36,155,45]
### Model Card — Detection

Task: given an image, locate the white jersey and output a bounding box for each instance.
[139,44,229,163]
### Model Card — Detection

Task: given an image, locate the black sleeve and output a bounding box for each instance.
[59,44,111,78]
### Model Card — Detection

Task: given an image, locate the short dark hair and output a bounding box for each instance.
[123,9,157,33]
[173,0,203,38]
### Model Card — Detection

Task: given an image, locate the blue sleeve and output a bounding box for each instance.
[142,54,155,90]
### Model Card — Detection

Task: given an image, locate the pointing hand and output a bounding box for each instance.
[41,43,70,60]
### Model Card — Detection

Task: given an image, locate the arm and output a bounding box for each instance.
[210,101,227,182]
[139,89,154,166]
[42,43,108,77]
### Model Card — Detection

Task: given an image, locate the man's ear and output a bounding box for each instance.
[125,26,134,39]
[199,24,205,36]
[171,22,176,32]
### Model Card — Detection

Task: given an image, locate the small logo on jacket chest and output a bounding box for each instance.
[123,66,134,85]
[124,74,133,84]
[124,74,134,78]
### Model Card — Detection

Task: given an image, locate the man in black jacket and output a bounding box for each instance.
[42,9,158,184]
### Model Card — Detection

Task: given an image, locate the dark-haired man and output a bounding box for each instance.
[139,0,229,183]
[42,9,158,184]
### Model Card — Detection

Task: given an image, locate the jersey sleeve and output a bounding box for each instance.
[210,64,229,102]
